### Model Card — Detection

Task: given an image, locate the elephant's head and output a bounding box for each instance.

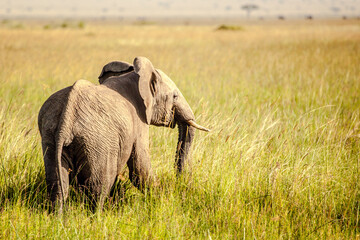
[133,57,210,173]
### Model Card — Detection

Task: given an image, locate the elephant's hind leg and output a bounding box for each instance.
[80,177,116,213]
[76,151,119,213]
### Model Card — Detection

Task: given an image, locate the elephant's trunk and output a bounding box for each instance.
[174,96,209,174]
[175,122,195,174]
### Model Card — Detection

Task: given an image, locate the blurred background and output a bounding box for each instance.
[1,0,359,21]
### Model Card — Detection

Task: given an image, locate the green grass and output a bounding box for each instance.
[0,20,359,239]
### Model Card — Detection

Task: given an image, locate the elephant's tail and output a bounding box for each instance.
[55,136,66,205]
[55,79,94,205]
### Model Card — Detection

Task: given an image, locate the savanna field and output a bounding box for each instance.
[0,19,359,239]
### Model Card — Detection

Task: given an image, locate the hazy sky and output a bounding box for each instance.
[1,0,359,18]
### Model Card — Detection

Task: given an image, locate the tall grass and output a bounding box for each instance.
[0,20,359,239]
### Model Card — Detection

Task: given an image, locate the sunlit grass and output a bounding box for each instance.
[0,20,359,239]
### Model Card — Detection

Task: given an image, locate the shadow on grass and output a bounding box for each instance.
[0,167,227,220]
[0,168,147,214]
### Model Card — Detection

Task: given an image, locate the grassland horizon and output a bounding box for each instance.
[0,19,359,239]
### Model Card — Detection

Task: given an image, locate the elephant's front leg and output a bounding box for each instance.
[127,139,154,191]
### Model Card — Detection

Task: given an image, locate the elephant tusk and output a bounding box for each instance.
[187,120,211,132]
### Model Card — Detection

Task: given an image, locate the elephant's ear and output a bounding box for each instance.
[133,57,159,124]
[98,61,134,84]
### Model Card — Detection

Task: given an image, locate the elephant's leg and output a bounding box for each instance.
[81,177,116,213]
[127,142,154,191]
[76,149,119,212]
[42,142,70,212]
[89,179,115,212]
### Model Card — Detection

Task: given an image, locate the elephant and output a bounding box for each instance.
[38,56,209,212]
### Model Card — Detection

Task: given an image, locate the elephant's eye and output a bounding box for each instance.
[173,92,179,101]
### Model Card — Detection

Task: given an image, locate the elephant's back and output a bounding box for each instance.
[38,86,72,137]
[71,85,134,143]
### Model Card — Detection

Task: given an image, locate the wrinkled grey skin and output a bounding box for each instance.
[38,57,209,212]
